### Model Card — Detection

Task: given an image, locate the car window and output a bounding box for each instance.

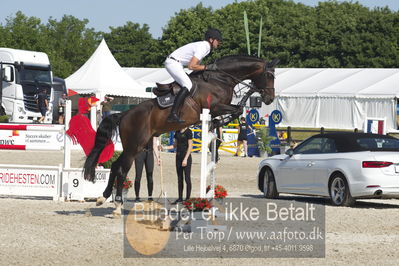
[321,138,337,153]
[294,137,336,154]
[356,137,399,151]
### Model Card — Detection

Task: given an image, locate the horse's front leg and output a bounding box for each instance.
[210,103,243,130]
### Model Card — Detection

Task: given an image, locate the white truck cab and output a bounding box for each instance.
[0,48,53,123]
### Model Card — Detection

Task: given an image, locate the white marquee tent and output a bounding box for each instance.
[123,66,399,132]
[65,39,150,99]
[261,68,399,132]
[124,67,174,89]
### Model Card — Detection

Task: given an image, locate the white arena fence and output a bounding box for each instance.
[0,100,111,201]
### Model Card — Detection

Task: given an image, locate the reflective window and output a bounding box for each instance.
[19,67,51,84]
[357,137,399,150]
[295,137,337,154]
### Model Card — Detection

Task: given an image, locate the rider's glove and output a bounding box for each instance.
[205,64,217,71]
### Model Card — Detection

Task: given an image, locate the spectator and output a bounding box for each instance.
[58,93,67,124]
[209,127,223,163]
[87,93,98,114]
[37,88,48,123]
[134,137,161,202]
[162,127,193,204]
[101,96,114,119]
[235,117,248,157]
[278,130,288,142]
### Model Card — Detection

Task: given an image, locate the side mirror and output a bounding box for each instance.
[285,148,294,157]
[2,66,13,82]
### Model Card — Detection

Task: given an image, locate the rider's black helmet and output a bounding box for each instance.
[205,28,222,41]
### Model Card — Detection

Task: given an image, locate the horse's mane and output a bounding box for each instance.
[189,54,264,79]
[215,54,264,62]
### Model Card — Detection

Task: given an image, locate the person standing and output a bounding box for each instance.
[134,137,161,202]
[86,93,98,119]
[163,128,193,204]
[37,88,48,123]
[100,96,114,119]
[209,127,223,163]
[164,28,222,123]
[58,93,67,124]
[235,117,248,157]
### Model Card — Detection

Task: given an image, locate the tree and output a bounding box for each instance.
[103,22,160,67]
[160,3,215,63]
[1,11,48,51]
[45,15,101,77]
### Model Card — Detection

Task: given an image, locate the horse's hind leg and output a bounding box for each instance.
[96,169,118,206]
[112,151,135,217]
[96,151,134,209]
[96,155,121,206]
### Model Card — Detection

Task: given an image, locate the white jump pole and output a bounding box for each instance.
[199,109,218,198]
[200,109,211,198]
[63,100,72,169]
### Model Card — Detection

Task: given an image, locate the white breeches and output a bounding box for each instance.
[164,58,192,91]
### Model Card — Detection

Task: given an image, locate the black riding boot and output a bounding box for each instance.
[167,87,189,123]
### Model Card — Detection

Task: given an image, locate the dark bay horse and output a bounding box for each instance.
[83,55,279,216]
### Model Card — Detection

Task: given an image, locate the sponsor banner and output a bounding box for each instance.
[0,129,64,150]
[0,165,60,198]
[0,126,123,151]
[123,198,325,258]
[62,168,111,201]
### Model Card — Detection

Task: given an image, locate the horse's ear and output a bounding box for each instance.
[268,58,280,67]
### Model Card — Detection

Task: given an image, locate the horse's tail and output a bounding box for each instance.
[83,113,122,182]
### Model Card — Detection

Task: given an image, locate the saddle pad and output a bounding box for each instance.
[156,93,175,109]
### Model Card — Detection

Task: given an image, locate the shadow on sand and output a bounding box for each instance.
[240,193,399,209]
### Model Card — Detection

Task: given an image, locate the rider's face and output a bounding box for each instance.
[210,38,221,49]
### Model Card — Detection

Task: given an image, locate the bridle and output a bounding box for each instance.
[208,61,276,106]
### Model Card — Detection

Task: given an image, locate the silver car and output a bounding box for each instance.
[257,132,399,206]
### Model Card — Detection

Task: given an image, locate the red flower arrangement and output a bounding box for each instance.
[113,177,133,189]
[183,198,212,211]
[206,184,228,199]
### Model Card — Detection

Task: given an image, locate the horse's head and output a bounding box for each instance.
[205,55,279,105]
[251,58,279,105]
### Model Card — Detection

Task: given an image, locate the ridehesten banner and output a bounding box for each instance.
[0,165,60,199]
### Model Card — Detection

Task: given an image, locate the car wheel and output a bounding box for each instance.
[263,168,279,199]
[329,174,355,207]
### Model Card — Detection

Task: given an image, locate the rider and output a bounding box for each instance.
[165,28,222,123]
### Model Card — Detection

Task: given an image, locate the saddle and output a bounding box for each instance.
[153,82,181,97]
[153,79,200,111]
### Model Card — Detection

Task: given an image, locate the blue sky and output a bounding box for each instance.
[1,0,398,38]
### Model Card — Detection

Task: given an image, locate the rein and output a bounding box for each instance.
[211,67,258,92]
[207,64,275,107]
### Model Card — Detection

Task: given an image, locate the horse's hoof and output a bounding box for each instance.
[112,210,122,218]
[96,196,106,206]
[112,202,122,218]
